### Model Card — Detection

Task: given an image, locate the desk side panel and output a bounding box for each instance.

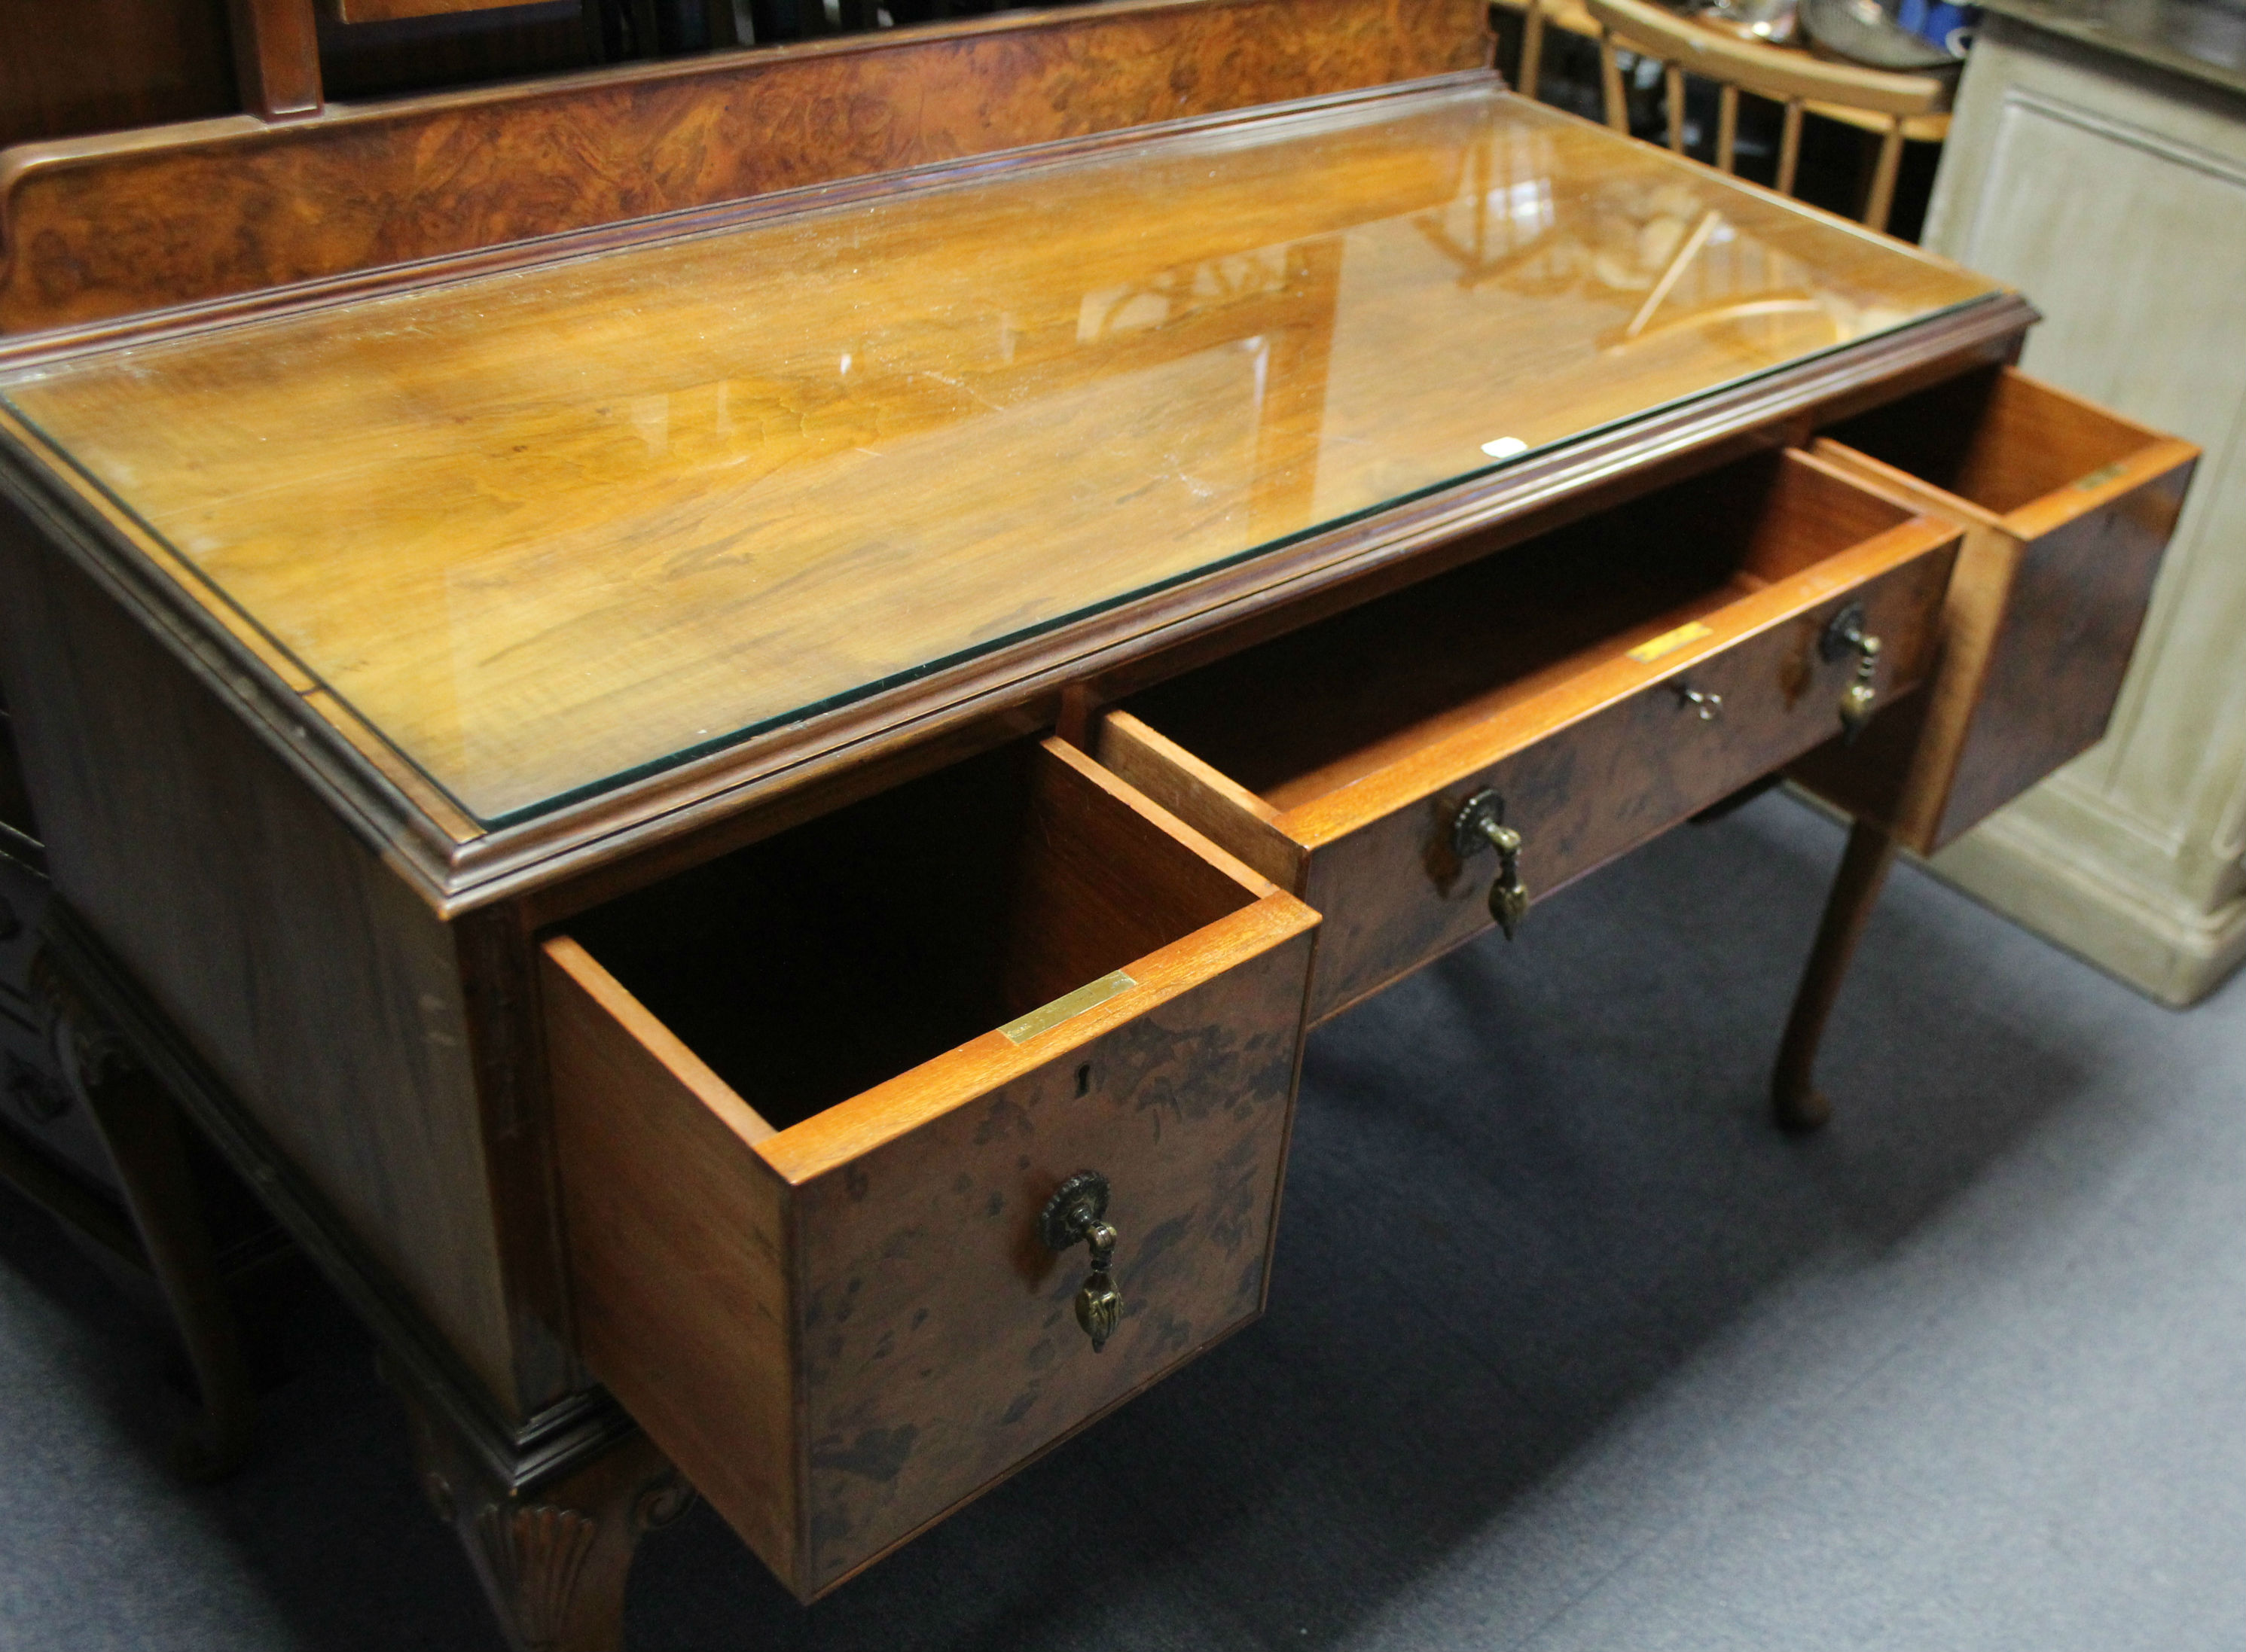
[0,499,526,1410]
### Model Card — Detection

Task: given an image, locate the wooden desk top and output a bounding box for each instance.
[0,79,2009,895]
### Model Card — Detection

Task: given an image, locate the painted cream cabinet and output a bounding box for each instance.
[1917,6,2246,1004]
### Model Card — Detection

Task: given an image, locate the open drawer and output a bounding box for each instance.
[541,737,1317,1600]
[1097,449,1960,1023]
[1791,365,2197,852]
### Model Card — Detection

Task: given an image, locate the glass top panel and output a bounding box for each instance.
[0,85,2000,826]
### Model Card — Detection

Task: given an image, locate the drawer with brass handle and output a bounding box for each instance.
[1097,449,1961,1023]
[540,736,1317,1601]
[1790,366,2198,852]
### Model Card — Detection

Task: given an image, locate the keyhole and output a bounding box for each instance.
[1074,1063,1093,1097]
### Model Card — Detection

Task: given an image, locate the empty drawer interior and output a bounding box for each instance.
[563,739,1262,1132]
[1821,365,2161,517]
[1121,450,1913,810]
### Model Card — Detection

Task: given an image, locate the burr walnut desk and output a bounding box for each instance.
[0,0,2194,1643]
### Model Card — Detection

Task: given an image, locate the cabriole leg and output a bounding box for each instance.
[1772,816,1898,1133]
[398,1379,691,1652]
[38,954,257,1478]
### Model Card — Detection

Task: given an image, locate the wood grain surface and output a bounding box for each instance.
[228,0,326,120]
[0,0,1490,333]
[543,736,1316,1598]
[1585,0,1948,117]
[0,0,237,151]
[1790,367,2197,851]
[543,932,801,1580]
[0,495,532,1409]
[1297,541,1948,1019]
[334,0,563,20]
[1,87,1999,828]
[787,920,1311,1596]
[1095,712,1308,891]
[1115,450,1960,1018]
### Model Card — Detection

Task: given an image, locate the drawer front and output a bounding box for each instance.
[1796,368,2199,852]
[544,739,1319,1601]
[1301,550,1951,1019]
[1938,459,2189,836]
[783,925,1311,1593]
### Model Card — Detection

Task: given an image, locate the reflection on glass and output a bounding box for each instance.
[0,87,1999,824]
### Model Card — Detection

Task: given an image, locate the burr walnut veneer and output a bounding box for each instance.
[0,0,2195,1641]
[1101,448,1958,1022]
[1790,367,2196,853]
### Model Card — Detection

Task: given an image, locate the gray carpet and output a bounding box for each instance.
[5,791,2243,1651]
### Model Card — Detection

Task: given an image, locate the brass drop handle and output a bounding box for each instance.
[1452,788,1529,940]
[1672,681,1723,721]
[1041,1170,1121,1352]
[1820,602,1883,744]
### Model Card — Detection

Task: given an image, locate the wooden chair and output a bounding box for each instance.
[1582,0,1948,233]
[1515,0,1558,102]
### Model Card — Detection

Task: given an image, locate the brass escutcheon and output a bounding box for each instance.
[1451,788,1530,940]
[1040,1169,1121,1352]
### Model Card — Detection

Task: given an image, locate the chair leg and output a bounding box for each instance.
[1777,99,1803,197]
[1600,36,1630,133]
[1771,817,1898,1133]
[41,956,256,1479]
[1864,122,1906,233]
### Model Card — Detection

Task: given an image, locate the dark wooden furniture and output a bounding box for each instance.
[0,710,278,1481]
[0,0,2193,1643]
[1780,367,2193,1126]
